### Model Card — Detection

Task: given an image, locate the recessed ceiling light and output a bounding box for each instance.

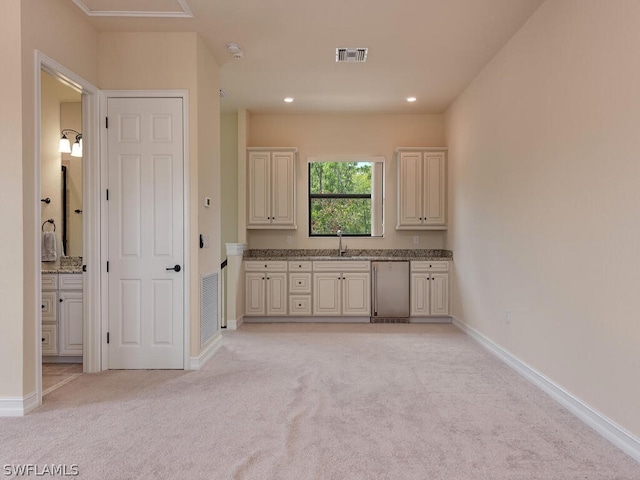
[284,97,294,103]
[406,97,417,103]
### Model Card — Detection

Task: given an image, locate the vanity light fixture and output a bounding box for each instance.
[59,129,82,157]
[284,97,294,103]
[406,97,417,103]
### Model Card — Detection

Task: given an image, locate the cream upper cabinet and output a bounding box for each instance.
[247,148,297,229]
[396,148,447,230]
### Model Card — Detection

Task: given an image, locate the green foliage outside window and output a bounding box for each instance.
[309,162,372,236]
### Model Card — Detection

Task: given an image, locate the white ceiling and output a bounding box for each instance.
[72,0,545,114]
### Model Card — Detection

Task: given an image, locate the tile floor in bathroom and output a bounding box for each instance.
[42,363,83,396]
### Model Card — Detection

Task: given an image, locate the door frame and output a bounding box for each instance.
[99,90,191,370]
[34,51,101,407]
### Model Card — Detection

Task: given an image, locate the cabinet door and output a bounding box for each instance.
[342,273,371,316]
[59,291,83,356]
[271,152,295,226]
[397,152,424,227]
[430,273,449,316]
[248,152,272,225]
[423,152,446,226]
[266,272,287,316]
[245,272,266,316]
[313,273,341,316]
[41,290,58,323]
[410,273,431,316]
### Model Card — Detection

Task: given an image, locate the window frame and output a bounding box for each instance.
[307,156,385,238]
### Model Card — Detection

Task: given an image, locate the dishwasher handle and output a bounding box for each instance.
[373,264,378,316]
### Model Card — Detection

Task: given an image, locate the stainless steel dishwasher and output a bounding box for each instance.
[371,261,410,320]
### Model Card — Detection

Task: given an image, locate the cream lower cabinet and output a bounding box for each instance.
[410,261,450,316]
[42,273,83,357]
[312,261,370,316]
[245,261,288,316]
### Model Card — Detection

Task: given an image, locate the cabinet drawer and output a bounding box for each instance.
[59,273,83,290]
[244,261,288,272]
[41,291,58,323]
[288,261,312,271]
[42,274,58,291]
[411,261,450,272]
[289,295,312,316]
[312,260,370,272]
[289,273,312,294]
[41,324,58,356]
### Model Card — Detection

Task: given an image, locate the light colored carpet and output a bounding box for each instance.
[2,323,639,479]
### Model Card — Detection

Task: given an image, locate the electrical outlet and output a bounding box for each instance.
[204,197,211,207]
[287,235,292,244]
[505,310,511,325]
[413,236,419,244]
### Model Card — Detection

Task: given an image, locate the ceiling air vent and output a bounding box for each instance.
[219,89,229,99]
[336,48,368,63]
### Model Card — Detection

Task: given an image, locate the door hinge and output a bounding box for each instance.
[106,189,109,201]
[106,261,109,273]
[107,332,110,344]
[105,117,109,128]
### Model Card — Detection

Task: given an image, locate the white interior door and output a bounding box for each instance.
[107,97,184,369]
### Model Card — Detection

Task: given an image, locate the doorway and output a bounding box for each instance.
[35,51,100,407]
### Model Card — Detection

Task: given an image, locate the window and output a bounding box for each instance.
[308,157,384,237]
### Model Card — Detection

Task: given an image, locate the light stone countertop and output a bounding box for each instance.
[243,249,453,261]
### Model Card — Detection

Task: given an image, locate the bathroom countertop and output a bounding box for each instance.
[42,256,83,274]
[243,249,453,261]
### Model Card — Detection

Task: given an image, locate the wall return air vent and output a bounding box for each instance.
[336,48,368,63]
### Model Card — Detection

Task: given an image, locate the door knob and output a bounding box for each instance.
[166,265,181,272]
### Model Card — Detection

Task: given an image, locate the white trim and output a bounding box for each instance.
[226,243,247,256]
[0,392,39,417]
[188,334,223,370]
[452,317,640,464]
[99,90,190,370]
[71,0,193,17]
[34,52,101,415]
[227,317,244,331]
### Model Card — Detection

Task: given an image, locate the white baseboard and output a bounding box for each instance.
[227,316,244,330]
[0,391,39,417]
[452,317,640,464]
[188,334,223,370]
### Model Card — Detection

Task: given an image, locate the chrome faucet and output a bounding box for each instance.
[337,229,347,256]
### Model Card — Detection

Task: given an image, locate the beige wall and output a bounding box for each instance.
[221,112,239,257]
[60,102,83,257]
[247,113,445,249]
[0,0,24,398]
[196,36,221,349]
[99,32,221,356]
[18,0,99,398]
[41,73,82,264]
[445,0,640,438]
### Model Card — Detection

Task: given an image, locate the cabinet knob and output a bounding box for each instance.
[59,298,63,302]
[42,338,45,342]
[41,305,45,309]
[266,277,270,280]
